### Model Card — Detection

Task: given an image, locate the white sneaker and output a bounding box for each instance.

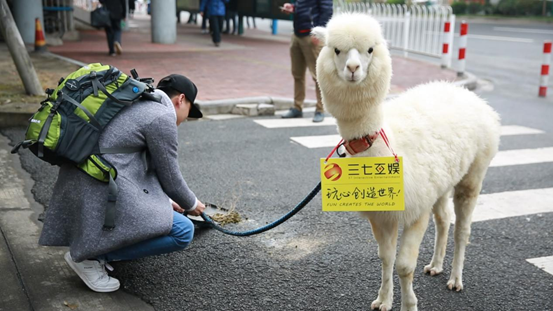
[64,252,120,293]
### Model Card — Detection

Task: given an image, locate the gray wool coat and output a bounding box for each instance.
[39,90,198,262]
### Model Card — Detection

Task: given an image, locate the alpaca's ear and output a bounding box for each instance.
[311,27,328,44]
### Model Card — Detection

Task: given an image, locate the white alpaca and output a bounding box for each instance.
[312,14,501,311]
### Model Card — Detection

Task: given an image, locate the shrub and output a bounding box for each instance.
[451,1,468,14]
[496,0,517,15]
[387,0,405,5]
[496,0,547,15]
[467,2,483,14]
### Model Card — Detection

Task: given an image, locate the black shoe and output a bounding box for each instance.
[281,108,302,118]
[313,112,325,123]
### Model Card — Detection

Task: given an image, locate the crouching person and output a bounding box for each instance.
[38,74,205,293]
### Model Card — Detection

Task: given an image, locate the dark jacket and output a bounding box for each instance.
[99,0,127,20]
[226,0,238,11]
[200,0,229,17]
[293,0,333,37]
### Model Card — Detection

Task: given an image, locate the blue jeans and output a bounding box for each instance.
[98,211,194,262]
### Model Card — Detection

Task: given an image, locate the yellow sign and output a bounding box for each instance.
[320,157,405,211]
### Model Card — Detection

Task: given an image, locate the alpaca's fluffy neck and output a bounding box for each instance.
[324,84,387,140]
[335,104,384,140]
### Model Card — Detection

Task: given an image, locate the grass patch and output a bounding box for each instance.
[0,48,79,106]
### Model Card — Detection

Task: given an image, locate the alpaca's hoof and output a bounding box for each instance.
[423,263,443,276]
[447,276,464,291]
[371,298,392,311]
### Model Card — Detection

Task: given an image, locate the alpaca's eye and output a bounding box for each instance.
[334,48,340,55]
[368,47,374,54]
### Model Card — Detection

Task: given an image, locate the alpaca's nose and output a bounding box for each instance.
[347,64,360,73]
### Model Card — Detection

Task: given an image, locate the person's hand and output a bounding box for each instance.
[200,11,204,17]
[281,3,294,14]
[187,200,206,217]
[311,36,320,46]
[171,200,185,213]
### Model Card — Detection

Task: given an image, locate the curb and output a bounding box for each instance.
[197,72,478,116]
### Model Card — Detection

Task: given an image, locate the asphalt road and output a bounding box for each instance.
[2,19,553,311]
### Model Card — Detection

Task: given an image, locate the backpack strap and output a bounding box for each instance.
[104,174,118,231]
[61,93,102,129]
[141,91,162,103]
[37,114,55,158]
[91,77,134,106]
[37,97,63,158]
[97,147,147,231]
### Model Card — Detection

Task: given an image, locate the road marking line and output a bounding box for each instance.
[493,27,553,35]
[275,107,317,116]
[291,134,340,148]
[501,125,545,136]
[254,117,337,128]
[289,126,545,149]
[205,114,245,121]
[526,256,553,276]
[455,34,534,43]
[490,147,553,167]
[449,187,553,223]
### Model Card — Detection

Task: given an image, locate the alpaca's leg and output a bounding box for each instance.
[396,212,430,311]
[424,192,451,276]
[449,162,488,291]
[369,216,398,311]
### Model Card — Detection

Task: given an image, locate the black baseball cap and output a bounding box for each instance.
[157,74,203,118]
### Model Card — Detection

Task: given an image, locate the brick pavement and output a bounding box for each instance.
[50,16,457,101]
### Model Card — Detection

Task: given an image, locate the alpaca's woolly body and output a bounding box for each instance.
[315,14,501,226]
[314,13,501,310]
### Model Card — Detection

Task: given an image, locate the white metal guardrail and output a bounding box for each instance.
[335,1,455,66]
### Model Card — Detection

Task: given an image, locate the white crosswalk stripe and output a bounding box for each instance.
[500,125,545,136]
[526,256,553,276]
[448,187,553,223]
[287,125,546,150]
[490,147,553,167]
[254,117,337,128]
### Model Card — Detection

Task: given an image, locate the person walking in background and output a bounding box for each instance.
[128,0,135,18]
[201,6,209,34]
[281,0,332,122]
[100,0,126,56]
[223,0,237,35]
[200,0,229,47]
[188,12,198,24]
[246,16,256,29]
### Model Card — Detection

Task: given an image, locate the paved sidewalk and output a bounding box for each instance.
[0,134,155,311]
[49,15,459,102]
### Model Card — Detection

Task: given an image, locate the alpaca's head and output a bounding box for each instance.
[313,13,392,111]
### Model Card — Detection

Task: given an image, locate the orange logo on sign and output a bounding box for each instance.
[324,163,342,181]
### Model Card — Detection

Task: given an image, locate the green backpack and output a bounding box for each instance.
[11,63,161,230]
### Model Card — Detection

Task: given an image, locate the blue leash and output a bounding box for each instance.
[195,182,321,236]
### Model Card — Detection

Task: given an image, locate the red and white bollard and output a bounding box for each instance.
[539,40,551,98]
[441,15,455,69]
[457,21,468,77]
